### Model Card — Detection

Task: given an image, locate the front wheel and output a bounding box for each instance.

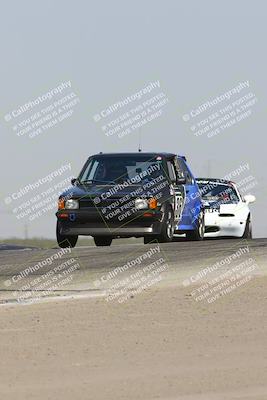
[186,210,205,241]
[56,221,78,248]
[242,216,252,239]
[94,236,113,247]
[155,207,175,243]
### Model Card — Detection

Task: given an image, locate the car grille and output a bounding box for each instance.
[79,197,127,209]
[205,226,220,233]
[79,198,97,208]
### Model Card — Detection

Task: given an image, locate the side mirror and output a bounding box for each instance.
[244,194,256,204]
[176,177,186,185]
[71,178,77,185]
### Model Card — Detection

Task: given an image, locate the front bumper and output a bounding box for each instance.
[204,214,246,238]
[56,209,163,237]
[59,225,158,236]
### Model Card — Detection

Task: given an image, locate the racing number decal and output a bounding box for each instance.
[172,157,186,222]
[173,186,185,222]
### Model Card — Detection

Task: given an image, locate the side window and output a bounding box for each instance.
[167,161,176,182]
[174,157,185,180]
[177,159,193,184]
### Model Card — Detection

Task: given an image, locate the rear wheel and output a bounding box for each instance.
[56,221,78,248]
[94,236,113,247]
[186,210,205,241]
[242,216,252,239]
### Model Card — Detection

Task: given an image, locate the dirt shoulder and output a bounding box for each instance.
[0,274,267,400]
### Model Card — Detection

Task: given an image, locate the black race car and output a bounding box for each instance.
[56,152,187,247]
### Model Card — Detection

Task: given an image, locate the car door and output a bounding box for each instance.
[167,158,185,224]
[177,158,200,227]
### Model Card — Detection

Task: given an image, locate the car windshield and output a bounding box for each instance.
[198,182,239,204]
[79,155,165,185]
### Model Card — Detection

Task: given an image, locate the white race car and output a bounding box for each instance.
[196,178,256,238]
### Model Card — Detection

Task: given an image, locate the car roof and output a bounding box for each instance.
[91,152,178,159]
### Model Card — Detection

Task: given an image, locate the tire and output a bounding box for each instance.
[94,236,113,247]
[186,210,205,241]
[242,216,252,239]
[56,221,78,248]
[155,207,175,243]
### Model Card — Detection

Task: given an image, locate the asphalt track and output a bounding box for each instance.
[0,238,266,305]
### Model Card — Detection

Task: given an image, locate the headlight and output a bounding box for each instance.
[65,199,79,209]
[135,198,148,210]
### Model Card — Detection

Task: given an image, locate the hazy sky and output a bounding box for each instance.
[1,0,266,238]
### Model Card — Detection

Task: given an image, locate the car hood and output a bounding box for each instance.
[203,199,240,210]
[202,199,220,210]
[60,183,169,200]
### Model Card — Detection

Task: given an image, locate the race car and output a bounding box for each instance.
[56,152,204,247]
[196,178,256,238]
[56,152,185,247]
